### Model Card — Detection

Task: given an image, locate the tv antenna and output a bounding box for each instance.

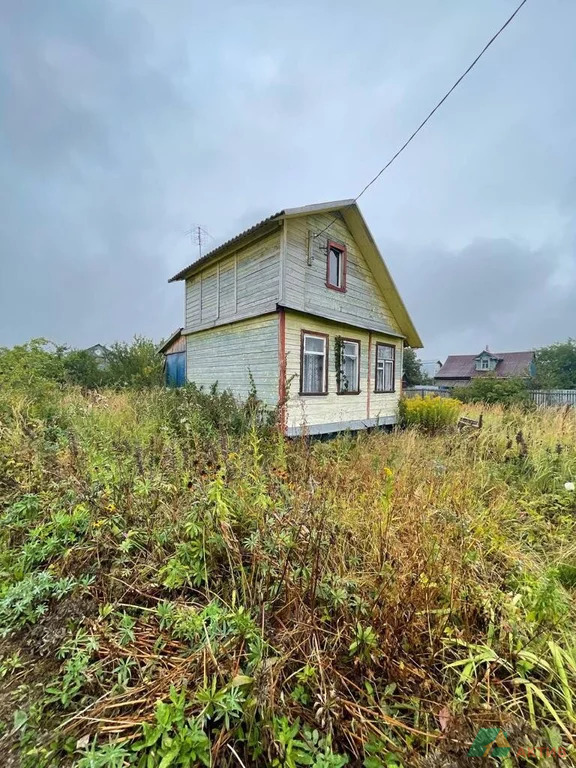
[185,225,215,259]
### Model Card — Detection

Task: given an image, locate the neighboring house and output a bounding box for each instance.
[158,329,186,387]
[84,344,111,370]
[168,200,422,435]
[435,347,535,388]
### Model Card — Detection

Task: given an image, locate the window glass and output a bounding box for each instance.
[302,334,326,394]
[305,335,325,354]
[340,341,359,392]
[328,247,341,287]
[375,344,395,392]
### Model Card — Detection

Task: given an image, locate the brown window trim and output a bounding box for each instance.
[325,240,347,292]
[336,337,361,395]
[299,329,329,396]
[374,342,396,393]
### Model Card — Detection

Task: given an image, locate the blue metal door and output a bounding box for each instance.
[166,352,186,387]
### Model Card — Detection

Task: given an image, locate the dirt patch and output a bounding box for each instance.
[24,595,98,658]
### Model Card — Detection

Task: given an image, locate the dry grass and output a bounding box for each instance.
[0,390,575,766]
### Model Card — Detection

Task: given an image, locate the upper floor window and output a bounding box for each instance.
[337,339,360,394]
[300,331,328,395]
[326,241,347,292]
[479,357,491,371]
[375,343,395,393]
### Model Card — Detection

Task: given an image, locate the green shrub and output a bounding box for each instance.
[63,349,107,388]
[0,338,65,419]
[105,336,163,389]
[452,376,529,406]
[399,395,460,432]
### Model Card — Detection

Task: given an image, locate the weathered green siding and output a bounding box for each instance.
[186,314,279,405]
[283,213,401,336]
[185,230,281,332]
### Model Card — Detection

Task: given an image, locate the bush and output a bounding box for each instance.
[399,395,460,432]
[452,376,529,406]
[105,336,163,389]
[63,349,107,388]
[0,338,65,419]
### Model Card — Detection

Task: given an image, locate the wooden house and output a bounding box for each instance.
[168,200,422,435]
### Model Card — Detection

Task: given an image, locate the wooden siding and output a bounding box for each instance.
[163,334,186,355]
[283,311,402,431]
[200,267,218,323]
[283,213,402,336]
[185,230,281,331]
[186,314,279,405]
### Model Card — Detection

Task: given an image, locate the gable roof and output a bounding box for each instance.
[436,351,534,379]
[84,344,110,356]
[168,200,422,348]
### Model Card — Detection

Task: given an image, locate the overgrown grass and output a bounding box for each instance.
[0,385,575,766]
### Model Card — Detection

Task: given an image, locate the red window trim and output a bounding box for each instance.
[299,329,329,396]
[374,342,396,393]
[325,240,347,292]
[336,337,361,395]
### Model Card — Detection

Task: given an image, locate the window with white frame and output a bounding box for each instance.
[338,339,360,393]
[301,332,327,394]
[326,241,346,291]
[375,343,395,393]
[479,356,490,370]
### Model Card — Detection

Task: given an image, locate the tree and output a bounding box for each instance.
[0,338,66,388]
[402,347,430,386]
[0,339,67,417]
[106,336,164,389]
[452,377,529,406]
[63,349,108,389]
[534,340,576,389]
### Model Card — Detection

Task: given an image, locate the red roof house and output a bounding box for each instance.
[435,348,535,387]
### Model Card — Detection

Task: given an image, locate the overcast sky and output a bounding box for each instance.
[1,0,575,361]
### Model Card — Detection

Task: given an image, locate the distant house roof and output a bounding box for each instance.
[436,350,535,380]
[84,344,110,357]
[168,200,423,348]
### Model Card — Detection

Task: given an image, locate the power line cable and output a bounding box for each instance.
[313,0,529,240]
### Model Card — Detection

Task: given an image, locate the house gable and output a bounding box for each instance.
[282,210,404,340]
[474,350,501,372]
[169,200,421,347]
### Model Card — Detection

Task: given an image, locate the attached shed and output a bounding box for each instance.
[158,329,186,387]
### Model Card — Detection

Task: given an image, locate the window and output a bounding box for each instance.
[300,332,328,395]
[337,339,360,394]
[479,357,490,371]
[375,343,395,393]
[326,241,347,291]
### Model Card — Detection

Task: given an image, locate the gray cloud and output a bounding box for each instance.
[384,234,576,359]
[1,0,575,361]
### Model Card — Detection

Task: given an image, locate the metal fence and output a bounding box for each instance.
[404,387,576,406]
[403,387,451,399]
[530,389,576,407]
